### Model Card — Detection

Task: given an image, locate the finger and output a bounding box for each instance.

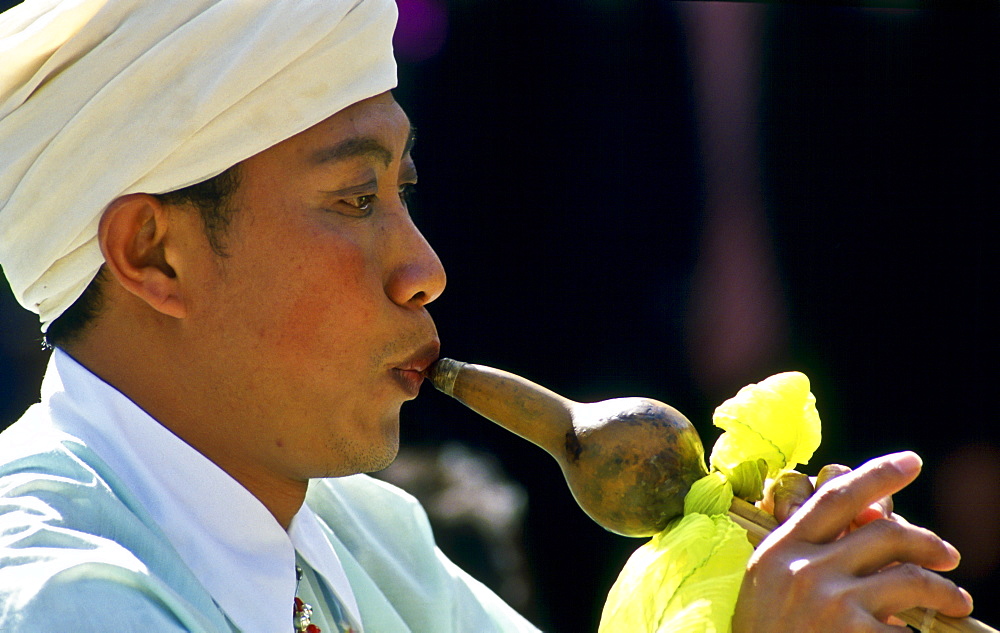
[886,614,907,627]
[816,463,852,489]
[861,563,974,621]
[759,470,804,515]
[854,499,893,528]
[838,612,910,633]
[770,472,814,523]
[835,517,961,576]
[786,452,922,544]
[814,463,892,527]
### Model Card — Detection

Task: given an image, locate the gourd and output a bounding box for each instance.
[428,358,710,537]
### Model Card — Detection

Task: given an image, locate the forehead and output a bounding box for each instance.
[257,91,412,165]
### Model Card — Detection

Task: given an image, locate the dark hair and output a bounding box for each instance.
[153,164,242,258]
[44,165,242,348]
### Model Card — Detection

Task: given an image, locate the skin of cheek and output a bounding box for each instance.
[240,231,402,476]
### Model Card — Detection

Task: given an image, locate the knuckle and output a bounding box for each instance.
[913,526,944,551]
[863,516,903,538]
[788,561,821,592]
[898,563,925,583]
[809,588,860,628]
[812,458,907,520]
[868,456,906,482]
[846,611,888,633]
[749,547,813,592]
[896,562,927,584]
[774,553,839,608]
[865,519,948,560]
[900,523,947,556]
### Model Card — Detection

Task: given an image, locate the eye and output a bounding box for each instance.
[399,183,416,207]
[340,193,377,216]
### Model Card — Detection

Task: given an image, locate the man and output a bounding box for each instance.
[0,1,974,632]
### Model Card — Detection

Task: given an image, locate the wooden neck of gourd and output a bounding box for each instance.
[427,359,575,456]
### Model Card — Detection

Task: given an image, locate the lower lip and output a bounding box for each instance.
[391,369,425,397]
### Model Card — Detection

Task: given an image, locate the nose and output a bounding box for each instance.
[385,215,447,308]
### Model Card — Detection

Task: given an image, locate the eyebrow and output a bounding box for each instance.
[310,126,417,168]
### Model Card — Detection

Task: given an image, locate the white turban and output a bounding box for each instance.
[0,0,398,330]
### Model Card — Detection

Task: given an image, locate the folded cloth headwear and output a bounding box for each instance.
[0,0,398,330]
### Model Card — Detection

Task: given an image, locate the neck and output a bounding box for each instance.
[215,462,309,530]
[63,317,308,530]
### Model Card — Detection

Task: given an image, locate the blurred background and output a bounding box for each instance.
[2,1,997,631]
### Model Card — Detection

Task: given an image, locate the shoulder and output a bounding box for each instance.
[305,474,542,633]
[1,403,127,530]
[0,409,227,632]
[0,566,219,632]
[0,403,69,467]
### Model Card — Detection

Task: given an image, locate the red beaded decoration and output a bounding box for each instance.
[294,596,321,633]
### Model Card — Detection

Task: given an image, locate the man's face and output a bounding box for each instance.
[175,92,445,481]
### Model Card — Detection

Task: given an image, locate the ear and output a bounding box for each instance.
[98,193,187,319]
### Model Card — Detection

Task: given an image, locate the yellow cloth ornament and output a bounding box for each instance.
[600,371,821,633]
[711,372,821,482]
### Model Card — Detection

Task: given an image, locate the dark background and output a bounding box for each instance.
[2,1,997,631]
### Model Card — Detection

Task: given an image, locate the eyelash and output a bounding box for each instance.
[340,184,416,217]
[399,183,416,207]
[344,194,377,214]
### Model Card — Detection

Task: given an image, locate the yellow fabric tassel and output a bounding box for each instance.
[599,372,822,633]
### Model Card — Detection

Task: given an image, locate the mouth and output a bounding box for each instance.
[391,340,441,398]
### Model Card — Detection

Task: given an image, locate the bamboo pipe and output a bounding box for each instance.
[427,358,996,633]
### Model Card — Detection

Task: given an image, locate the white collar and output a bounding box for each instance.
[43,349,362,633]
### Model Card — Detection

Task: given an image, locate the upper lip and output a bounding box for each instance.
[394,340,441,374]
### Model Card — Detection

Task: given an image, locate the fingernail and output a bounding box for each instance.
[943,539,960,560]
[891,451,922,476]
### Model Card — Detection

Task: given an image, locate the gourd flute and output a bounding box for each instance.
[427,358,995,633]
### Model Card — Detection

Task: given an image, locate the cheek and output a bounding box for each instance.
[258,238,383,355]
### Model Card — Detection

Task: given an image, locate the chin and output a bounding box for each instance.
[364,428,400,469]
[365,448,399,475]
[333,435,400,478]
[313,411,400,477]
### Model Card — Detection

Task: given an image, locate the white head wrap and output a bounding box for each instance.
[0,0,398,330]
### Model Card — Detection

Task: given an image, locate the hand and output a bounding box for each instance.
[762,463,893,530]
[732,452,973,632]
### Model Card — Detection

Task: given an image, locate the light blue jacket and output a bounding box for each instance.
[0,404,540,632]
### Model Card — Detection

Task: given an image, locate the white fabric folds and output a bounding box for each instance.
[0,0,398,329]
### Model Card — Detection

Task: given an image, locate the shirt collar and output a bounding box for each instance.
[43,349,361,633]
[290,505,363,629]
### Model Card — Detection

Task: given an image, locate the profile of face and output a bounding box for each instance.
[172,91,446,482]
